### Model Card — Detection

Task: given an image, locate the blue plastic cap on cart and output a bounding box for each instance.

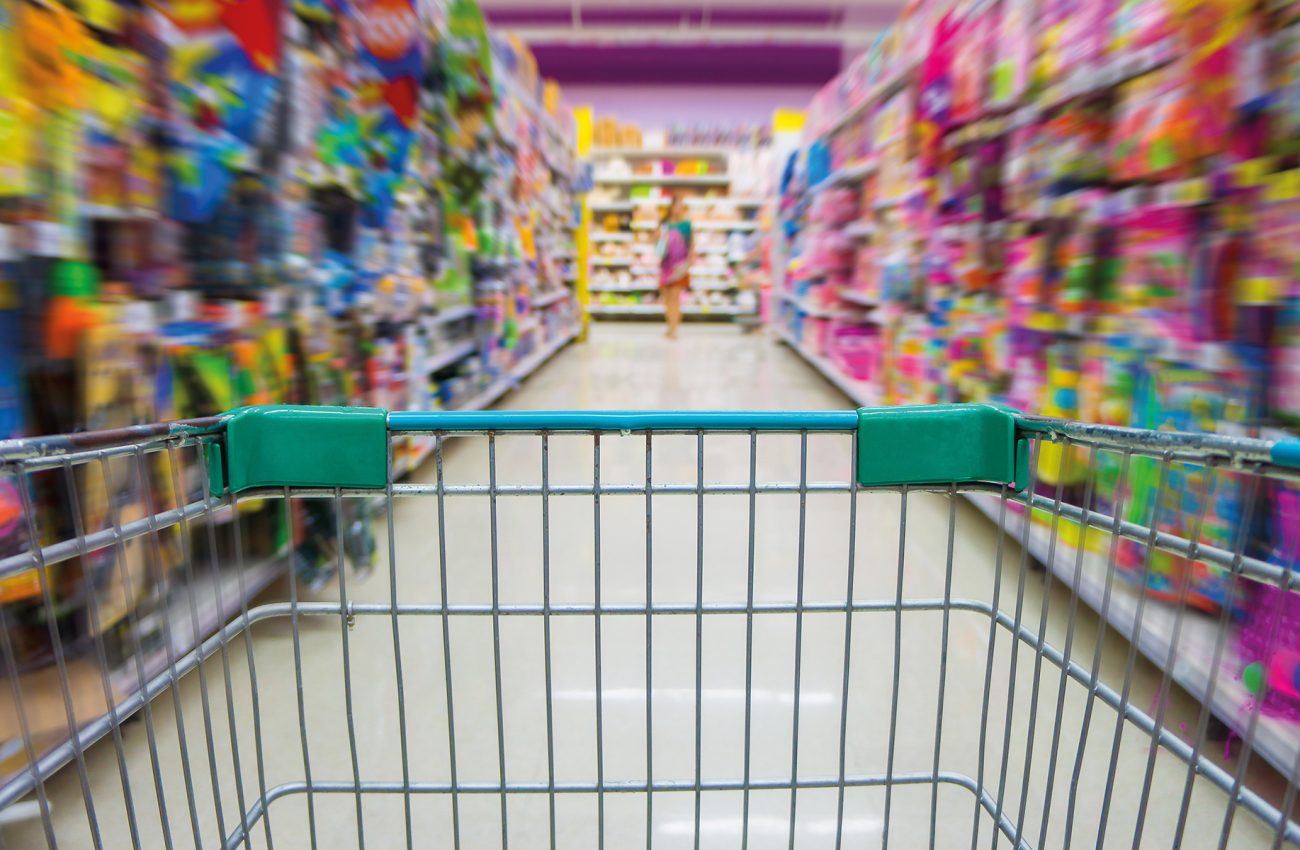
[856,404,1029,491]
[210,405,389,495]
[1273,439,1300,470]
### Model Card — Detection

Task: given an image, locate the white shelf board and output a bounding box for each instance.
[772,325,881,405]
[589,147,734,158]
[589,304,745,317]
[456,327,578,412]
[425,339,478,373]
[837,288,880,308]
[810,159,879,194]
[820,61,919,138]
[590,201,635,213]
[595,175,731,187]
[685,197,762,208]
[776,290,854,319]
[842,221,876,240]
[533,289,571,308]
[590,284,658,293]
[962,493,1300,785]
[693,221,759,231]
[591,232,633,242]
[430,304,476,326]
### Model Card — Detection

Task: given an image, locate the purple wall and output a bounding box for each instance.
[529,43,842,86]
[564,83,818,130]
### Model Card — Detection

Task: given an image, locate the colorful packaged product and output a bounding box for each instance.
[1114,203,1198,340]
[1111,64,1200,181]
[950,3,993,125]
[989,0,1035,106]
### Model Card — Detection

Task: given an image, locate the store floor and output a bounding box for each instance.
[11,324,1292,849]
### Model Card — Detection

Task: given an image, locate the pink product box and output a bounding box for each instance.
[809,188,860,227]
[826,322,882,382]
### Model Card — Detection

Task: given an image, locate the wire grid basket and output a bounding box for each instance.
[0,405,1298,850]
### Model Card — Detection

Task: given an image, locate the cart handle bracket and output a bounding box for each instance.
[211,405,389,495]
[856,404,1029,491]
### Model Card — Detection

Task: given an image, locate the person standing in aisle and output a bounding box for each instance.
[658,195,693,339]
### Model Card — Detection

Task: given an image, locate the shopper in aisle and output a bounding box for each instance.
[657,195,693,339]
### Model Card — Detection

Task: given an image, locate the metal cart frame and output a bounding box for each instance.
[1,404,1299,849]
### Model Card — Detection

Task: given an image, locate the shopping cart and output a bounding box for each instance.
[1,404,1299,850]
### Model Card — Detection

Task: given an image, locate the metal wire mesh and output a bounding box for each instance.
[0,417,1297,849]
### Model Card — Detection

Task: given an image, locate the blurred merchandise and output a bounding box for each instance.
[773,0,1300,751]
[0,0,578,787]
[585,130,773,321]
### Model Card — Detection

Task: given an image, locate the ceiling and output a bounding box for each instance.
[481,1,902,86]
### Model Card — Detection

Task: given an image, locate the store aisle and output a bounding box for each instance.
[11,325,1286,850]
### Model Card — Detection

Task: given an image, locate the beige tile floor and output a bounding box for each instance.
[5,324,1296,849]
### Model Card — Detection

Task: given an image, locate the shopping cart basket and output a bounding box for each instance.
[1,404,1299,849]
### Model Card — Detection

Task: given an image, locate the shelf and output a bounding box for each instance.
[837,288,880,308]
[591,232,633,242]
[425,339,478,373]
[594,175,731,187]
[689,265,733,277]
[456,327,578,412]
[589,147,735,158]
[819,61,919,138]
[872,189,923,212]
[590,284,658,293]
[429,304,476,326]
[631,221,660,230]
[80,203,160,221]
[499,75,571,151]
[778,290,865,321]
[693,221,758,231]
[962,493,1300,785]
[685,197,762,208]
[773,325,881,405]
[1,544,293,807]
[842,221,875,240]
[590,201,636,213]
[533,289,571,308]
[589,304,745,318]
[592,258,633,267]
[810,159,878,194]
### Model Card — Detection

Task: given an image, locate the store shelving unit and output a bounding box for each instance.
[0,14,586,809]
[586,146,764,321]
[769,8,1300,783]
[964,494,1299,785]
[457,327,578,412]
[593,175,732,188]
[772,325,881,405]
[589,304,746,317]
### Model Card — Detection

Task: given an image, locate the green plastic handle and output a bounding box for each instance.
[213,405,389,494]
[856,404,1028,491]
